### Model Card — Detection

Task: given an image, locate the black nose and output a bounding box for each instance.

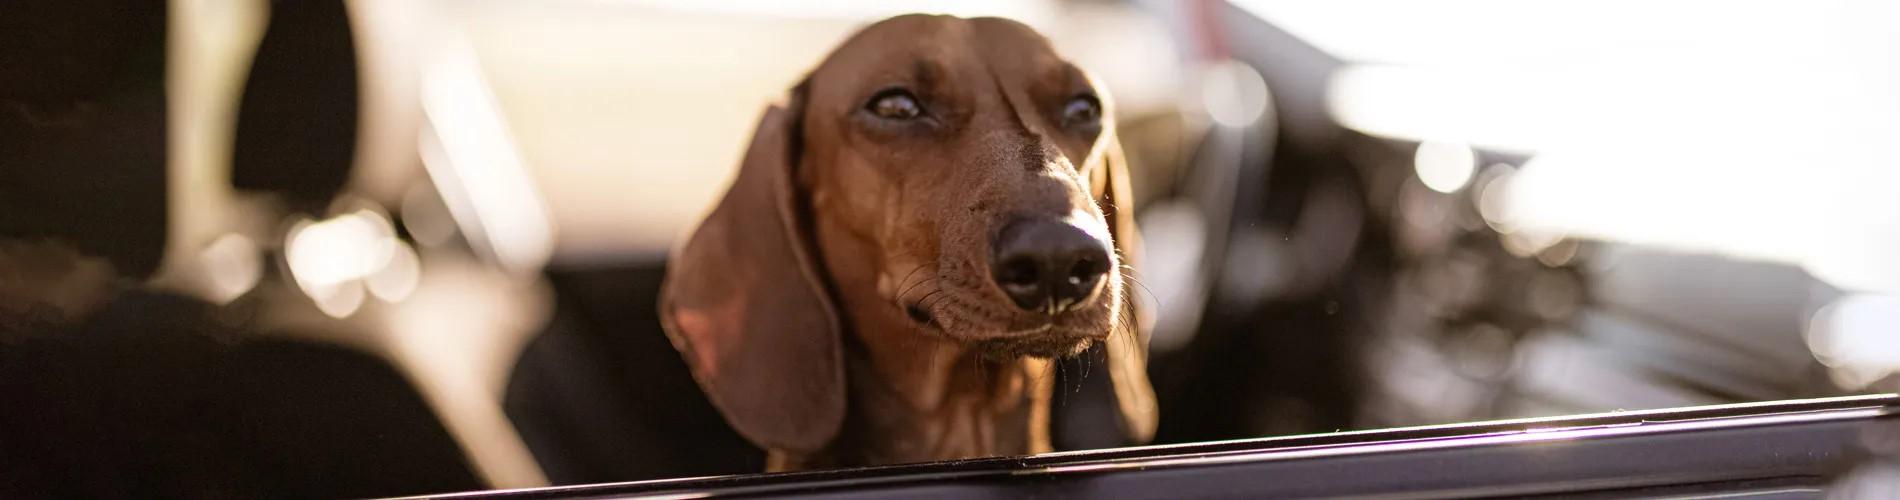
[991,218,1113,315]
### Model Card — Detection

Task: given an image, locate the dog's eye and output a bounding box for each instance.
[1062,94,1102,128]
[866,89,923,120]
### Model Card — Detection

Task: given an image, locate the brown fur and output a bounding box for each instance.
[660,15,1154,470]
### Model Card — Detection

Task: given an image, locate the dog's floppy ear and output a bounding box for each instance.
[658,89,845,453]
[1088,122,1159,445]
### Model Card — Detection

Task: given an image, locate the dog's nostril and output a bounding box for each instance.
[998,257,1041,286]
[1068,256,1100,285]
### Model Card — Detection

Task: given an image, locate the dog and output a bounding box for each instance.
[659,14,1155,471]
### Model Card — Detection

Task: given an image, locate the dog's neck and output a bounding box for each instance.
[786,220,1052,469]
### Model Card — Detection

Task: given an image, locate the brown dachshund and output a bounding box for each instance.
[660,14,1155,471]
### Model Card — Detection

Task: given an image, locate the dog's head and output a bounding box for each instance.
[800,15,1134,358]
[660,14,1153,454]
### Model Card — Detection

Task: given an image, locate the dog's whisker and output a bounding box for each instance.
[897,279,933,308]
[1051,358,1066,409]
[1074,358,1088,395]
[917,289,950,312]
[1117,306,1132,349]
[1113,271,1157,352]
[896,282,932,308]
[905,276,945,301]
[908,289,949,327]
[1079,347,1091,381]
[893,267,936,304]
[892,266,927,296]
[1109,299,1140,355]
[1119,269,1162,311]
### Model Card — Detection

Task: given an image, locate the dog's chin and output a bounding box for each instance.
[909,304,1103,361]
[910,310,1095,359]
[905,277,1120,361]
[974,335,1094,362]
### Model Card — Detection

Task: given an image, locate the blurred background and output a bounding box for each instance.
[3,0,1897,497]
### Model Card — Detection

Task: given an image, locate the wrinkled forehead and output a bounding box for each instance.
[805,15,1085,104]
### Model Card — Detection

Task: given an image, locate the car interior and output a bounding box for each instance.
[3,1,1896,498]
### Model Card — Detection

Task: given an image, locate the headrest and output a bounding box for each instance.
[229,0,361,211]
[0,0,170,279]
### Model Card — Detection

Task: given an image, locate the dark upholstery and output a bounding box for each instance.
[0,291,483,499]
[505,264,763,484]
[2,2,483,497]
